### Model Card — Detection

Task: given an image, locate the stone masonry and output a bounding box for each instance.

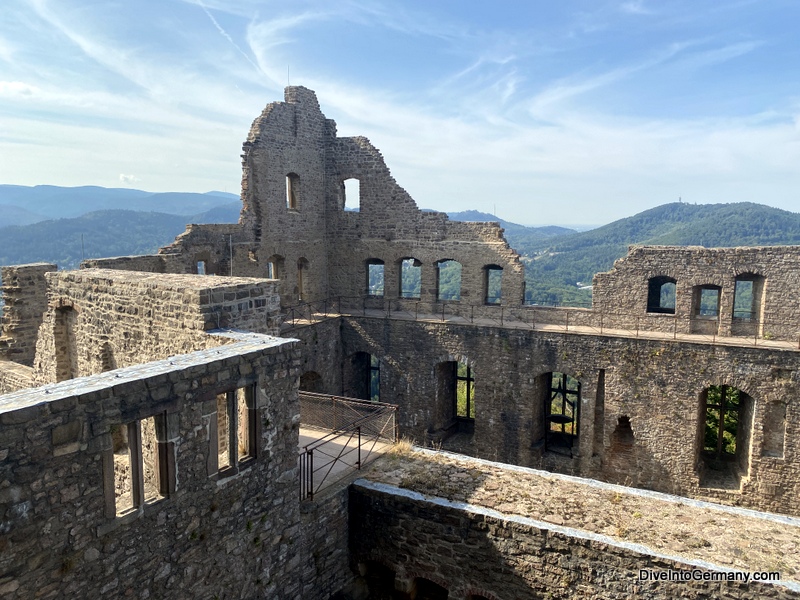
[1,86,799,597]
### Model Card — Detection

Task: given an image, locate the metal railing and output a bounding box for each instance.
[299,392,398,500]
[279,295,800,349]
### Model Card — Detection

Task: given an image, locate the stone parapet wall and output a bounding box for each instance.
[0,263,56,365]
[0,333,303,600]
[350,479,799,599]
[31,269,281,385]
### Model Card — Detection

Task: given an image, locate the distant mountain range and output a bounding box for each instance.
[0,185,239,226]
[2,187,800,307]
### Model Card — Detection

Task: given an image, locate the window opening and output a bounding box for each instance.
[400,258,421,299]
[694,285,720,317]
[545,372,580,456]
[484,265,503,305]
[455,362,475,420]
[367,260,385,296]
[414,578,448,600]
[343,178,360,212]
[436,260,462,301]
[54,305,78,382]
[109,415,165,517]
[369,355,380,402]
[646,276,676,313]
[286,173,300,209]
[216,385,256,476]
[702,385,740,458]
[266,254,283,280]
[297,257,309,301]
[196,260,207,275]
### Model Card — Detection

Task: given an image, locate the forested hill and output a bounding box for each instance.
[446,210,576,257]
[0,206,240,270]
[525,202,800,306]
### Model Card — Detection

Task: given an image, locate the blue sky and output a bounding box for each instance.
[2,0,800,225]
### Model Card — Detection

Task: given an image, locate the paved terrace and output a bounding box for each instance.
[363,446,800,589]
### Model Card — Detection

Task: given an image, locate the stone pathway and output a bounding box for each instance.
[366,447,800,582]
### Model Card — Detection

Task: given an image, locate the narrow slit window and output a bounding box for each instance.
[369,355,380,402]
[197,261,206,275]
[286,173,300,210]
[455,363,475,420]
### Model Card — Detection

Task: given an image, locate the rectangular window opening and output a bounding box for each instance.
[216,385,257,476]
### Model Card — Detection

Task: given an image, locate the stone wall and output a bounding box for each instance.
[593,245,800,342]
[0,263,56,365]
[323,315,799,516]
[349,480,799,599]
[29,269,281,385]
[299,486,356,600]
[0,332,304,599]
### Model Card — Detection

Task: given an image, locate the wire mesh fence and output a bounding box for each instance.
[299,392,398,500]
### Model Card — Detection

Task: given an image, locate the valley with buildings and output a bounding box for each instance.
[1,87,799,599]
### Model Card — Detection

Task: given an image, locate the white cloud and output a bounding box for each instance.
[119,174,140,185]
[0,80,39,97]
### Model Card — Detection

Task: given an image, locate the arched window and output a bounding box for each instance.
[436,259,462,301]
[646,276,676,313]
[484,265,503,305]
[366,259,385,297]
[286,173,300,210]
[543,372,580,456]
[343,178,361,212]
[299,371,323,393]
[399,258,421,299]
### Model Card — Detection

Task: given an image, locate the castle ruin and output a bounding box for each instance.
[0,87,798,599]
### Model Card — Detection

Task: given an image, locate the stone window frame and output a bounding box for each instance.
[732,273,765,321]
[399,257,422,299]
[286,172,300,210]
[266,254,284,280]
[211,384,258,480]
[102,411,174,522]
[483,264,503,305]
[646,275,677,314]
[366,259,385,297]
[692,284,722,319]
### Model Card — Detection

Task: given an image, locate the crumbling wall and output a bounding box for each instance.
[0,263,56,365]
[31,269,280,385]
[325,132,525,306]
[593,246,800,341]
[0,333,303,599]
